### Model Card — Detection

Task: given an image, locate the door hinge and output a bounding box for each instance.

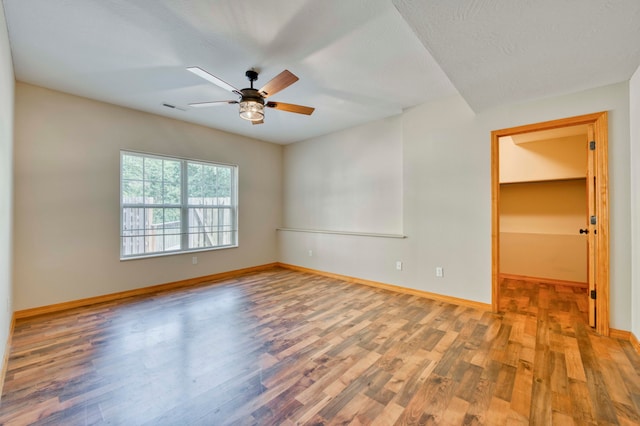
[590,215,597,225]
[589,141,596,150]
[590,290,596,299]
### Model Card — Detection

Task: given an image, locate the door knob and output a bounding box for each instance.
[579,228,589,234]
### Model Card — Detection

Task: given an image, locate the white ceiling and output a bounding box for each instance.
[3,1,640,144]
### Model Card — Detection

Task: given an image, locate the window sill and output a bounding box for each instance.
[120,244,238,261]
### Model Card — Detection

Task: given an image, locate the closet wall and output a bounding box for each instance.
[499,133,588,283]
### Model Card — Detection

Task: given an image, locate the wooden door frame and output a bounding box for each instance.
[491,112,610,336]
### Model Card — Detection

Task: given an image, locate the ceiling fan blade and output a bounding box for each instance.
[258,70,299,98]
[188,100,238,108]
[266,102,314,115]
[187,67,242,96]
[251,119,264,125]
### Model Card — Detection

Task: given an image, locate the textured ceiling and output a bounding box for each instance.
[3,1,640,144]
[392,0,640,111]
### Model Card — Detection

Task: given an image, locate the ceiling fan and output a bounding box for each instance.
[186,67,315,125]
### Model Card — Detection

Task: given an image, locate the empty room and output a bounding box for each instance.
[1,1,640,424]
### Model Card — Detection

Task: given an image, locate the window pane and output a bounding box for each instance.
[189,164,233,206]
[188,207,207,249]
[188,163,203,204]
[187,163,203,205]
[217,167,231,198]
[146,207,164,229]
[122,180,143,204]
[145,233,164,253]
[163,183,181,205]
[164,160,181,184]
[144,181,163,204]
[202,185,215,205]
[203,164,217,183]
[164,207,181,224]
[187,207,235,249]
[144,157,163,182]
[122,154,143,180]
[122,236,145,256]
[122,207,145,232]
[163,208,182,251]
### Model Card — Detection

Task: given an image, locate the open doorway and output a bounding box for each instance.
[491,112,610,336]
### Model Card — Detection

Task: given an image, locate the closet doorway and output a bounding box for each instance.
[491,112,610,335]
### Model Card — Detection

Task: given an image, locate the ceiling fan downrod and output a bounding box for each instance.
[245,70,258,88]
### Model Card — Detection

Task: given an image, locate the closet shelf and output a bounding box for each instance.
[500,176,586,185]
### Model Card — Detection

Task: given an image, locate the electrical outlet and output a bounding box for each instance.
[395,261,403,271]
[308,250,313,257]
[192,256,198,265]
[435,267,444,277]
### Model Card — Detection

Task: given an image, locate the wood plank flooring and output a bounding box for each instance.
[1,268,639,425]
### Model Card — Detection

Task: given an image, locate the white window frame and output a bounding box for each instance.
[120,150,238,260]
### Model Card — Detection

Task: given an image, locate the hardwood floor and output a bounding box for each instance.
[1,268,639,425]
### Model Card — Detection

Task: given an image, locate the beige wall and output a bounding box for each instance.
[500,180,587,282]
[281,82,633,330]
[500,233,586,283]
[283,116,403,234]
[500,180,587,234]
[0,4,15,368]
[279,115,404,284]
[13,83,283,310]
[631,64,640,339]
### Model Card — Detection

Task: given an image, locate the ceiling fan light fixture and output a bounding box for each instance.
[186,67,313,123]
[239,100,264,121]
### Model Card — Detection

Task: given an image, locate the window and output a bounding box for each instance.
[120,151,238,259]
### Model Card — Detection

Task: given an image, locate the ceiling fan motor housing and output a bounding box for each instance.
[245,69,259,83]
[240,88,264,105]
